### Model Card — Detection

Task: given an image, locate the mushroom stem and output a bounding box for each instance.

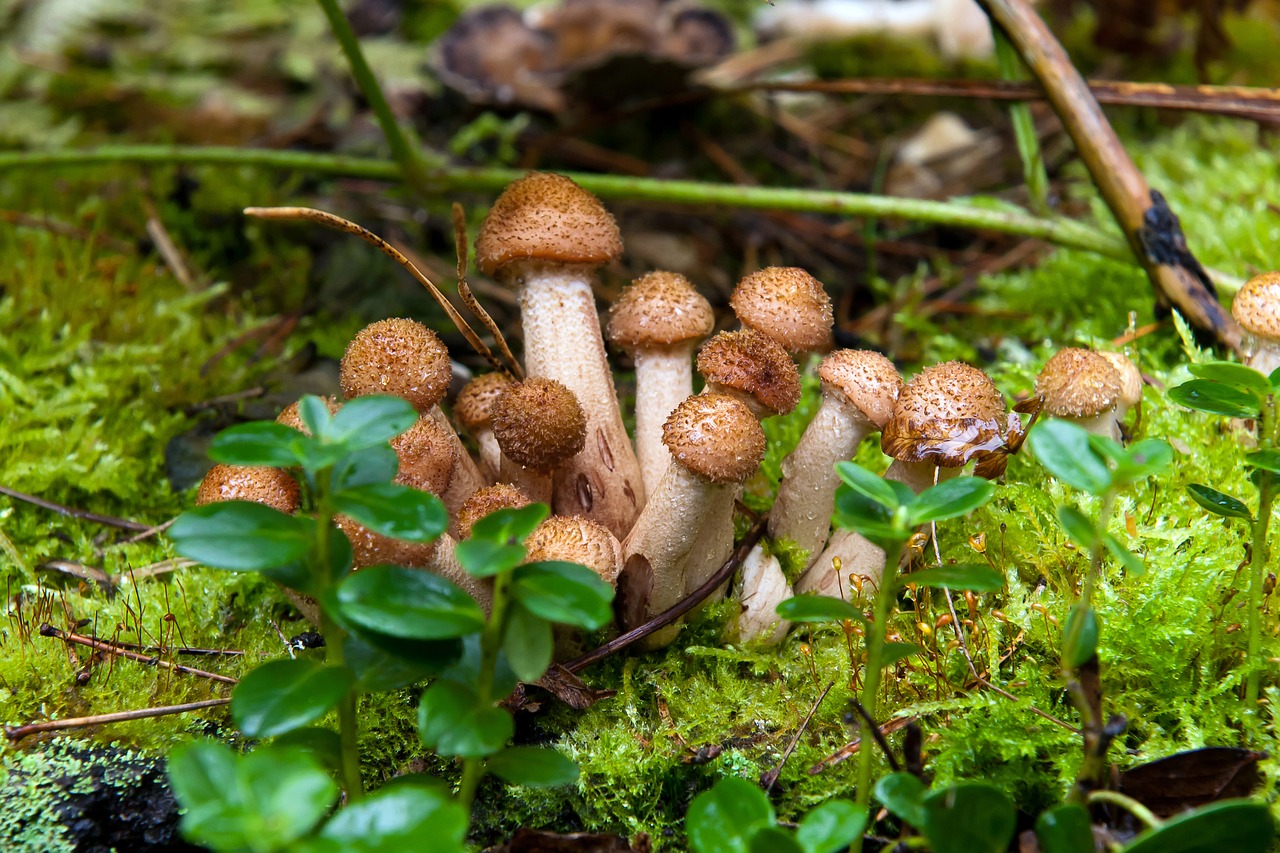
[633,343,697,496]
[735,547,792,643]
[426,533,494,615]
[427,407,486,515]
[497,459,553,505]
[1247,340,1280,379]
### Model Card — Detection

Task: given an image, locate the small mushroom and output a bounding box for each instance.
[1034,347,1126,440]
[696,329,802,419]
[491,377,588,505]
[390,415,459,497]
[431,6,563,112]
[276,396,340,435]
[455,372,515,482]
[456,484,534,540]
[196,464,300,514]
[729,267,834,356]
[525,514,624,587]
[1232,272,1280,378]
[1100,351,1144,436]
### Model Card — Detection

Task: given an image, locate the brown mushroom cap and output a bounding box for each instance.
[662,393,766,484]
[335,515,438,569]
[729,267,834,354]
[1099,351,1143,409]
[340,319,452,413]
[525,515,623,583]
[818,350,903,430]
[455,373,515,434]
[697,329,801,416]
[1035,348,1122,418]
[491,378,588,471]
[196,464,300,514]
[390,416,458,495]
[277,397,341,436]
[456,484,534,539]
[606,271,714,350]
[1232,272,1280,341]
[475,173,623,275]
[881,361,1007,467]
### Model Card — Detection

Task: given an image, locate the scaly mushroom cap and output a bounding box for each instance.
[697,329,801,416]
[196,464,300,514]
[881,361,1007,467]
[335,515,438,569]
[390,416,458,495]
[340,318,452,413]
[1099,351,1143,409]
[277,397,341,436]
[525,515,623,584]
[606,270,714,350]
[492,378,587,471]
[475,173,623,275]
[729,267,834,354]
[1232,272,1280,341]
[1035,348,1122,418]
[456,484,534,539]
[455,373,514,434]
[662,393,766,484]
[818,350,903,430]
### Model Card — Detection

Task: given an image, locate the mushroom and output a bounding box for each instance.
[475,172,644,539]
[390,415,459,497]
[1034,347,1125,440]
[276,396,340,435]
[430,6,563,112]
[456,484,534,540]
[618,394,765,646]
[1100,351,1144,436]
[729,267,834,356]
[696,329,802,419]
[491,378,588,505]
[196,464,300,514]
[606,270,715,497]
[1232,272,1280,379]
[526,513,625,658]
[455,372,515,482]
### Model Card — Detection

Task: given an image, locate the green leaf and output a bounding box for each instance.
[1246,449,1280,474]
[1188,361,1272,398]
[1116,439,1173,483]
[232,659,354,738]
[1063,604,1098,668]
[900,564,1004,592]
[511,561,614,630]
[920,783,1016,853]
[907,477,995,527]
[298,395,333,438]
[1056,505,1099,550]
[775,595,868,626]
[170,502,312,572]
[687,777,775,853]
[1271,365,1280,390]
[455,538,527,578]
[749,827,804,853]
[486,746,579,788]
[1035,804,1093,853]
[209,422,306,468]
[503,602,553,683]
[417,679,513,758]
[1168,379,1262,419]
[1102,532,1146,576]
[881,641,924,668]
[326,395,419,448]
[1123,799,1274,853]
[271,728,343,774]
[1187,484,1253,521]
[470,503,551,545]
[795,800,867,853]
[318,784,468,852]
[833,486,905,546]
[1027,420,1112,494]
[343,633,439,693]
[335,566,486,640]
[835,461,904,509]
[331,483,447,543]
[874,772,928,827]
[169,742,338,853]
[267,521,354,595]
[330,443,399,492]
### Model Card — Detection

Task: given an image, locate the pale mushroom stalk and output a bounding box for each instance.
[428,408,487,506]
[632,344,698,494]
[1035,347,1125,441]
[1233,272,1280,378]
[455,373,514,483]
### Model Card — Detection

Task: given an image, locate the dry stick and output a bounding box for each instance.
[5,698,231,742]
[450,202,523,379]
[244,206,511,375]
[0,485,150,532]
[846,697,903,772]
[807,716,917,775]
[39,623,238,685]
[972,0,1241,352]
[563,516,768,673]
[104,638,244,657]
[762,681,835,793]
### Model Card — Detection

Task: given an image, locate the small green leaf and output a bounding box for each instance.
[170,502,312,572]
[272,728,344,774]
[268,521,353,594]
[1122,799,1274,853]
[1034,804,1093,853]
[318,784,468,852]
[795,800,867,853]
[455,538,527,578]
[775,595,868,626]
[503,602,553,683]
[1027,420,1112,494]
[834,487,905,546]
[1168,379,1262,419]
[417,679,513,758]
[874,772,928,827]
[332,483,447,543]
[1270,365,1280,390]
[1101,532,1146,576]
[298,395,333,438]
[1246,449,1280,474]
[687,777,775,853]
[470,504,551,545]
[835,462,903,510]
[335,566,486,640]
[330,443,399,492]
[1116,439,1173,482]
[920,783,1016,853]
[1057,506,1099,550]
[1062,604,1098,668]
[326,395,419,448]
[1187,484,1252,520]
[232,659,354,738]
[486,746,579,787]
[900,564,1004,592]
[880,641,924,667]
[749,827,803,853]
[208,422,306,468]
[907,476,995,527]
[1188,362,1272,398]
[511,561,614,630]
[343,633,439,693]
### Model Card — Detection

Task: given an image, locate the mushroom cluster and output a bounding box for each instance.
[198,171,1145,651]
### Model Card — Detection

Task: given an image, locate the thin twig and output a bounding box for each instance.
[5,698,231,741]
[0,485,150,532]
[846,697,902,772]
[762,681,834,792]
[40,623,238,684]
[144,210,197,291]
[807,716,917,775]
[101,638,244,657]
[451,202,522,378]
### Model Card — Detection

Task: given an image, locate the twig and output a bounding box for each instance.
[39,623,238,684]
[143,207,197,291]
[761,681,834,792]
[451,202,522,378]
[807,715,917,775]
[5,698,231,741]
[101,638,244,657]
[0,485,150,532]
[846,697,902,772]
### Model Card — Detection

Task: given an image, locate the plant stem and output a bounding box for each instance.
[0,146,1133,260]
[1246,396,1277,707]
[1087,790,1162,830]
[458,570,512,812]
[992,28,1050,214]
[856,541,903,810]
[1079,492,1116,617]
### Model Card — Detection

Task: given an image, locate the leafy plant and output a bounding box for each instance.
[686,777,866,853]
[1169,361,1280,707]
[166,394,613,852]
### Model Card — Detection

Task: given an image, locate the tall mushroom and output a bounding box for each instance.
[1232,271,1280,378]
[475,172,644,539]
[605,271,714,497]
[455,372,515,482]
[1035,347,1124,440]
[491,377,588,505]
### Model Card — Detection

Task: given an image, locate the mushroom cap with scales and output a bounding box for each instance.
[729,266,834,354]
[475,172,623,274]
[606,270,714,350]
[818,349,903,429]
[697,329,802,417]
[1232,272,1280,342]
[1035,347,1122,419]
[491,378,588,472]
[662,393,766,484]
[881,361,1007,468]
[340,318,453,414]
